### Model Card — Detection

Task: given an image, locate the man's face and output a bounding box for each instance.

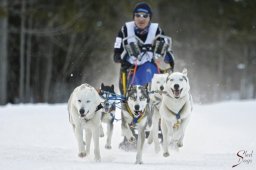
[134,12,150,29]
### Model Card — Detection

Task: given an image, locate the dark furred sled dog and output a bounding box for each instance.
[98,83,116,149]
[121,85,152,164]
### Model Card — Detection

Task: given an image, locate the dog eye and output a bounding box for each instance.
[140,96,145,100]
[78,100,81,103]
[170,79,174,81]
[156,81,160,84]
[86,100,90,103]
[131,95,137,100]
[179,78,183,81]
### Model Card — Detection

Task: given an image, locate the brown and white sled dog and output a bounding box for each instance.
[68,83,103,161]
[160,69,193,157]
[121,85,152,164]
[147,73,168,153]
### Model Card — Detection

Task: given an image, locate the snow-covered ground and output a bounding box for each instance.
[0,101,255,170]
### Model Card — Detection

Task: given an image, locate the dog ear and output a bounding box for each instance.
[101,83,104,89]
[111,84,114,91]
[182,68,188,76]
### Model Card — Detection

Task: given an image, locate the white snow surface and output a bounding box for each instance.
[0,100,255,170]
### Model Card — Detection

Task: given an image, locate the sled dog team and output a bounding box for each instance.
[68,69,193,164]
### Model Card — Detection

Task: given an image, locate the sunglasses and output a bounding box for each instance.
[135,13,149,19]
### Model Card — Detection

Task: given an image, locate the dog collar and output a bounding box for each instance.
[165,102,186,120]
[125,103,146,125]
[96,103,103,112]
[83,104,103,122]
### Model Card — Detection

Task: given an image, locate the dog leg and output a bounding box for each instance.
[85,129,92,156]
[121,114,136,143]
[105,121,113,149]
[161,120,169,157]
[122,123,136,143]
[135,123,146,164]
[177,118,190,147]
[100,124,104,137]
[147,130,153,144]
[92,126,101,161]
[74,124,86,158]
[153,112,161,153]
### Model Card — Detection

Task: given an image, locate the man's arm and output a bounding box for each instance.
[113,26,126,63]
[156,26,175,71]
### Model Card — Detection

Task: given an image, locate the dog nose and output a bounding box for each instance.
[79,108,85,115]
[174,84,179,90]
[160,85,164,91]
[134,104,140,111]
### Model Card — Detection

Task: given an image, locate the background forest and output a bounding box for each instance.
[0,0,256,105]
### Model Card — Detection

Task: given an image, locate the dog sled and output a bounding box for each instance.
[99,35,172,151]
[117,35,172,151]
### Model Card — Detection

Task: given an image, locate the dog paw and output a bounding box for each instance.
[105,145,112,149]
[147,137,153,144]
[177,142,183,148]
[163,152,170,157]
[78,152,86,158]
[128,136,136,143]
[135,160,143,164]
[94,157,101,162]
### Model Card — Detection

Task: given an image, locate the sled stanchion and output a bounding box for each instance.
[122,72,127,95]
[129,60,138,86]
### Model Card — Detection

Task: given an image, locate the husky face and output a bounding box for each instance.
[74,84,102,119]
[165,69,190,99]
[99,83,116,113]
[151,73,168,95]
[127,85,148,117]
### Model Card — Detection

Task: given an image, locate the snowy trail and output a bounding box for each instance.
[0,101,255,170]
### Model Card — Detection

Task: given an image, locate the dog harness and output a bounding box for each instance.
[165,102,186,129]
[84,103,103,122]
[125,103,145,127]
[161,92,186,129]
[152,95,162,111]
[125,21,158,65]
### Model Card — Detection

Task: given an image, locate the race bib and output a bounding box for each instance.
[114,37,122,48]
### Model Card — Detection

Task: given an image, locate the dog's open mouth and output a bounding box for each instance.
[80,110,89,118]
[171,88,183,98]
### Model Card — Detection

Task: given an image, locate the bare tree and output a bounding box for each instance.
[19,0,26,102]
[0,0,8,105]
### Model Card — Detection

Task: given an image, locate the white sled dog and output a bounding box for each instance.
[147,73,168,153]
[121,85,152,164]
[160,69,193,157]
[68,83,103,161]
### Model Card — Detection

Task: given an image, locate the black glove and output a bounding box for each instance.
[121,60,132,70]
[114,54,122,63]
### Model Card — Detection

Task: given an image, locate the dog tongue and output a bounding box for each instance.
[174,90,180,96]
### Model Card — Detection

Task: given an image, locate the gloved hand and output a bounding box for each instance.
[164,52,173,63]
[121,60,132,69]
[114,54,122,63]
